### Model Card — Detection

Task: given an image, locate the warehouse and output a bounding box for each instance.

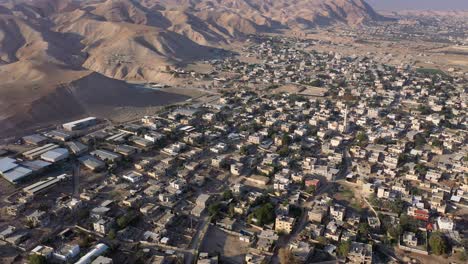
[130,136,153,148]
[0,158,32,184]
[90,149,121,163]
[41,148,69,163]
[23,144,59,160]
[78,156,105,171]
[114,145,138,156]
[62,117,97,131]
[23,174,68,196]
[106,132,129,143]
[66,141,88,155]
[22,160,52,173]
[45,130,73,141]
[22,134,48,145]
[75,243,108,264]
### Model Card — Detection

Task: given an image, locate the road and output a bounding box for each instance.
[184,215,210,264]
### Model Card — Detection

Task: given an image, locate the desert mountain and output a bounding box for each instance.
[0,0,388,136]
[0,0,388,74]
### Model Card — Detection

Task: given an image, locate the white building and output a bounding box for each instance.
[437,217,455,231]
[330,204,346,221]
[122,171,143,183]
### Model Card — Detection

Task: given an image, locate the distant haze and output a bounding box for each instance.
[367,0,468,11]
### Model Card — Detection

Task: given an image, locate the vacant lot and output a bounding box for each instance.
[200,226,250,264]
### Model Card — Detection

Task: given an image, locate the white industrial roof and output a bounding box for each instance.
[63,117,96,127]
[3,166,32,183]
[22,160,52,171]
[0,157,18,173]
[41,148,69,161]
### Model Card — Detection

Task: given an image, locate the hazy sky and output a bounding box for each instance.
[366,0,468,11]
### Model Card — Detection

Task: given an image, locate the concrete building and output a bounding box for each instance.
[275,216,295,234]
[122,171,143,183]
[348,242,373,264]
[91,256,113,264]
[308,204,328,223]
[192,194,211,217]
[26,210,50,227]
[437,217,455,231]
[93,218,114,235]
[53,244,80,262]
[330,204,346,221]
[402,232,418,247]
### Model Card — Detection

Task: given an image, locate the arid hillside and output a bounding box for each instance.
[0,0,388,79]
[0,0,388,137]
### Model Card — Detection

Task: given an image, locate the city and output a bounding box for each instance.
[1,36,466,263]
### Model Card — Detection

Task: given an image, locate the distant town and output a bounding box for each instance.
[0,35,467,264]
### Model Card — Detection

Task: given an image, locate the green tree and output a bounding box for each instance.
[399,214,419,233]
[432,139,443,148]
[117,216,128,229]
[355,132,368,146]
[358,223,370,238]
[456,250,467,262]
[228,204,236,218]
[358,223,370,242]
[107,229,116,240]
[278,146,290,157]
[414,164,428,176]
[251,203,275,226]
[208,203,221,218]
[281,134,292,145]
[79,235,92,248]
[117,211,138,229]
[429,232,448,255]
[337,240,351,257]
[317,236,329,245]
[388,198,405,215]
[387,225,402,240]
[222,190,234,201]
[28,254,46,264]
[306,185,316,194]
[414,134,426,149]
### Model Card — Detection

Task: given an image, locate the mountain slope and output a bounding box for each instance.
[0,0,388,81]
[0,0,388,136]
